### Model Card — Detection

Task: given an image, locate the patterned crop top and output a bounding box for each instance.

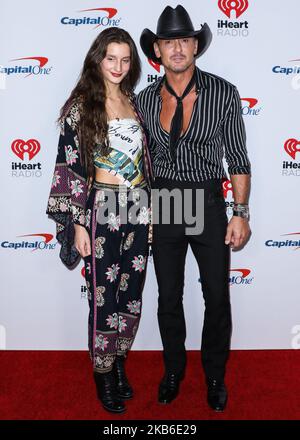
[93,118,146,188]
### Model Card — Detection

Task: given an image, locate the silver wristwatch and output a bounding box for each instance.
[232,203,250,220]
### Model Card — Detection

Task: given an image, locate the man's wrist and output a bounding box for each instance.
[232,203,250,220]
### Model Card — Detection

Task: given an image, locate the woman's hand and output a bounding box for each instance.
[74,224,91,258]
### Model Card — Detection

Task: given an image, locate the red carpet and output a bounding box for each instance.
[0,350,299,420]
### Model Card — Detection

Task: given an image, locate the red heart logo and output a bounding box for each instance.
[148,59,160,73]
[222,178,232,198]
[11,139,40,160]
[284,138,300,160]
[218,0,249,19]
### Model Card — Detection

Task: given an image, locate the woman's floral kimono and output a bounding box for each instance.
[46,99,152,267]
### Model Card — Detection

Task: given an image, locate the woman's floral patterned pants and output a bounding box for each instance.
[84,181,150,373]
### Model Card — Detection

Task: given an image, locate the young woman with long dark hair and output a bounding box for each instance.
[46,27,152,414]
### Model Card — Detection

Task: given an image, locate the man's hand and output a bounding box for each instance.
[74,224,91,258]
[225,216,251,249]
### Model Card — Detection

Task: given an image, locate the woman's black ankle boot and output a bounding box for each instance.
[113,355,133,400]
[93,370,126,413]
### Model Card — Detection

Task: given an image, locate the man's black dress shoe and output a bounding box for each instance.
[113,355,133,400]
[158,373,183,404]
[206,378,228,412]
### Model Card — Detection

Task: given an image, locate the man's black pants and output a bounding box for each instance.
[152,177,231,381]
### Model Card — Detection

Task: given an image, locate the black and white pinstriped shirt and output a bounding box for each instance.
[136,66,251,182]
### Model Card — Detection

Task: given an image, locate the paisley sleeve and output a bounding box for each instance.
[46,103,88,267]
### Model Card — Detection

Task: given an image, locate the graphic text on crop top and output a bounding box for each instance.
[93,118,145,188]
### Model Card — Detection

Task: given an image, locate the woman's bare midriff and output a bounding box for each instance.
[94,167,124,185]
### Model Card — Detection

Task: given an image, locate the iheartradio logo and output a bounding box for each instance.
[218,0,249,19]
[222,179,233,198]
[222,179,237,217]
[148,59,160,73]
[11,138,42,178]
[147,58,163,84]
[217,0,249,37]
[11,139,40,160]
[284,138,300,160]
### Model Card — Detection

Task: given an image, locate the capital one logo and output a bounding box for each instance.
[19,233,53,251]
[61,7,120,28]
[284,138,300,160]
[229,268,253,285]
[241,98,257,108]
[0,56,52,77]
[1,233,56,251]
[79,7,117,28]
[218,0,249,19]
[79,7,117,18]
[265,232,300,250]
[199,267,253,285]
[240,98,261,116]
[11,139,40,160]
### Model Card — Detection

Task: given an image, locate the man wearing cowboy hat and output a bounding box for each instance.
[137,5,251,412]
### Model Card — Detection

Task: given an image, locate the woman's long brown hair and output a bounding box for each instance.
[58,27,141,180]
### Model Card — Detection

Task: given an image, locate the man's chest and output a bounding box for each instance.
[145,89,225,145]
[159,90,198,135]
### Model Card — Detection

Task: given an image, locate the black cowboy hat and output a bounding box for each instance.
[140,5,212,64]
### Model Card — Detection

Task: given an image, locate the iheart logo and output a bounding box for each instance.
[148,59,161,73]
[241,98,258,108]
[284,138,300,160]
[218,0,248,19]
[11,139,40,160]
[222,179,232,198]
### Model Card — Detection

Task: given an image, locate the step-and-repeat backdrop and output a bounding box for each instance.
[1,0,300,351]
